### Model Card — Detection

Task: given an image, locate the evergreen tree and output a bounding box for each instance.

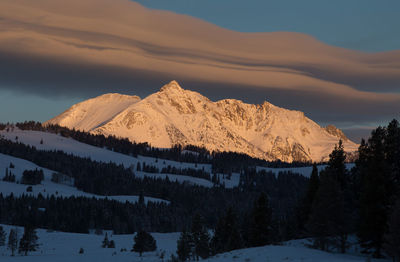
[306,141,350,253]
[177,230,192,261]
[191,214,210,260]
[138,190,145,207]
[249,192,272,247]
[102,233,109,248]
[326,140,347,188]
[358,127,389,257]
[211,207,242,254]
[306,173,343,251]
[0,226,6,246]
[384,197,400,262]
[108,240,115,248]
[385,119,400,193]
[297,163,319,236]
[132,230,156,256]
[18,226,39,256]
[8,228,18,256]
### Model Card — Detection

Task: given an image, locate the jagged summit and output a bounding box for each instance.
[46,81,358,162]
[159,80,184,93]
[95,93,141,101]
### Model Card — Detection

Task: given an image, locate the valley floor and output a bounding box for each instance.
[0,225,389,262]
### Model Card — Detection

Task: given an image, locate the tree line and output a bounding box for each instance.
[293,119,400,260]
[4,121,317,168]
[0,140,308,238]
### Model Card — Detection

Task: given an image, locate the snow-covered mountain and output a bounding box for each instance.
[46,81,358,162]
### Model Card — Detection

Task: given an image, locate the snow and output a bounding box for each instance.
[216,172,241,188]
[205,245,387,262]
[0,224,180,261]
[45,93,141,132]
[0,153,168,204]
[0,129,355,189]
[0,129,213,188]
[0,224,388,262]
[44,81,359,163]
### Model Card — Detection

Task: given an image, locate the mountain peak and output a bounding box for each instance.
[47,82,359,162]
[159,80,183,93]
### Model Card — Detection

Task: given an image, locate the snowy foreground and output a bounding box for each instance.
[0,225,389,262]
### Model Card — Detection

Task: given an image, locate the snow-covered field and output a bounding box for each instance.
[0,224,388,262]
[0,224,180,262]
[205,244,386,262]
[0,153,168,204]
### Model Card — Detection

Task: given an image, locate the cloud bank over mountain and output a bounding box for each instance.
[0,0,399,139]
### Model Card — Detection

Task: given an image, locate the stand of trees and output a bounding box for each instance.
[0,194,177,234]
[291,119,400,260]
[0,226,39,256]
[21,169,44,185]
[19,225,39,256]
[0,136,308,234]
[11,121,316,168]
[177,193,274,260]
[3,168,16,182]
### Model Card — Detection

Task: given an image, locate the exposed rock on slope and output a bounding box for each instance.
[46,81,358,162]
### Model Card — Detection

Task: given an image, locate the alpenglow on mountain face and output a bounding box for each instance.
[46,81,358,162]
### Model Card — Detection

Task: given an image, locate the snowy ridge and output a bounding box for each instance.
[0,129,215,188]
[48,93,140,132]
[0,153,168,204]
[46,81,358,162]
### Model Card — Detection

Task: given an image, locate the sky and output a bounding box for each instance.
[134,0,400,52]
[0,0,399,142]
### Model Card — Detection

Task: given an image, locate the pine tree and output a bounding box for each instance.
[132,230,156,256]
[211,207,242,254]
[249,192,272,247]
[297,163,319,236]
[0,226,6,246]
[18,226,39,256]
[385,119,400,193]
[177,229,192,261]
[8,228,18,256]
[108,240,115,248]
[191,214,210,260]
[102,233,109,248]
[326,140,347,188]
[384,197,400,262]
[138,190,145,207]
[306,173,343,251]
[358,127,389,257]
[306,141,351,253]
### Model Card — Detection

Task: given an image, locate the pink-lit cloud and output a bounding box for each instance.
[0,0,399,140]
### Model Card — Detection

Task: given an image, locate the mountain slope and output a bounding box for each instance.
[49,93,140,131]
[46,81,358,162]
